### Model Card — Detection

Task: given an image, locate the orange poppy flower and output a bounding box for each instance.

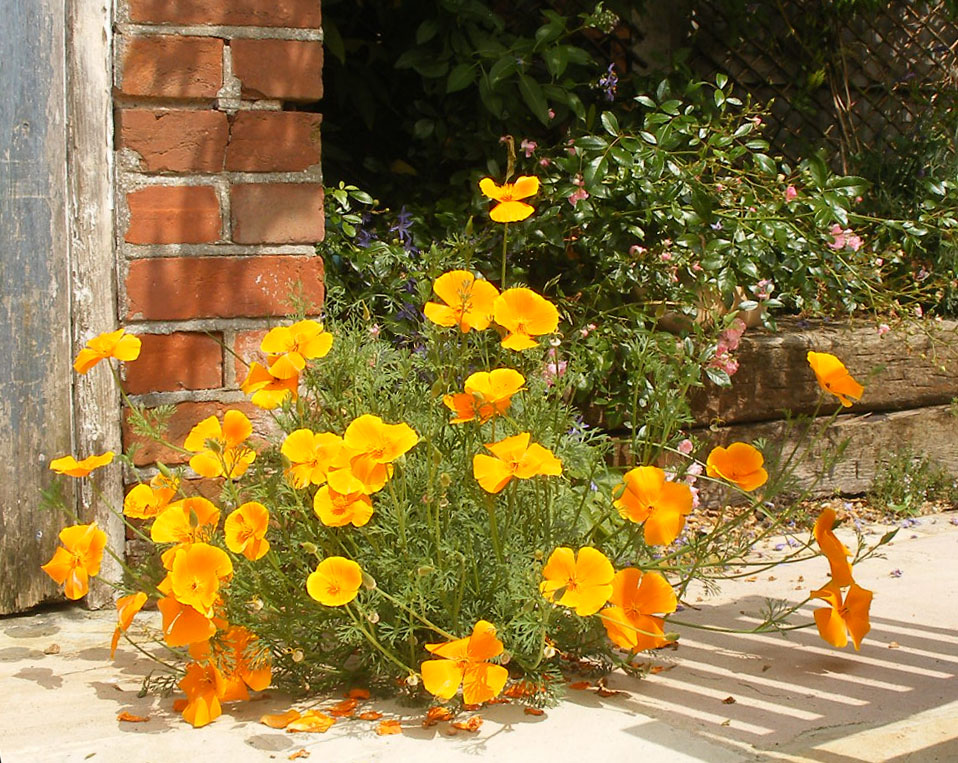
[224,502,271,561]
[49,451,114,478]
[492,288,559,350]
[169,542,234,616]
[814,508,854,588]
[479,176,540,222]
[151,496,221,546]
[614,466,693,546]
[540,546,614,616]
[810,581,872,650]
[807,351,864,407]
[473,432,562,494]
[110,591,148,658]
[424,270,500,333]
[123,474,178,519]
[307,556,363,606]
[443,368,525,424]
[600,568,676,652]
[73,328,141,374]
[331,414,419,494]
[705,442,768,491]
[184,410,256,479]
[260,319,333,379]
[313,486,374,528]
[240,362,298,410]
[210,625,272,701]
[281,429,345,488]
[40,522,108,600]
[421,620,509,705]
[178,661,223,727]
[157,596,218,647]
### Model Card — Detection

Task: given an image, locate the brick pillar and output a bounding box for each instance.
[112,2,324,502]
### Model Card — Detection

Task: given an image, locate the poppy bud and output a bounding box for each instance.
[361,571,377,590]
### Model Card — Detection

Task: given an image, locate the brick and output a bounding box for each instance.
[120,36,223,99]
[123,400,265,466]
[117,109,228,173]
[125,255,325,320]
[125,185,221,244]
[231,39,323,101]
[230,183,324,244]
[233,329,269,385]
[127,0,321,28]
[225,112,321,172]
[124,332,224,394]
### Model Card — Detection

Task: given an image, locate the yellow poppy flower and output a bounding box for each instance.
[473,432,562,494]
[706,442,768,491]
[807,351,864,407]
[614,466,693,546]
[281,429,345,488]
[600,568,676,652]
[424,270,500,332]
[49,451,114,478]
[260,319,333,379]
[810,581,872,650]
[40,522,108,600]
[479,176,540,222]
[814,508,855,588]
[540,546,614,616]
[224,502,271,561]
[151,496,221,546]
[443,368,525,424]
[169,542,234,616]
[421,620,509,705]
[183,410,256,479]
[307,556,363,606]
[240,362,298,409]
[123,473,178,519]
[492,288,559,350]
[73,328,141,374]
[313,486,374,528]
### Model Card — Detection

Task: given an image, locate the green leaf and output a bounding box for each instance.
[600,111,619,136]
[446,62,476,93]
[807,154,828,189]
[543,47,569,78]
[518,74,550,125]
[753,153,776,174]
[706,367,732,387]
[416,19,439,44]
[413,119,435,139]
[715,72,728,90]
[575,135,608,151]
[639,131,657,145]
[636,95,656,109]
[488,55,516,87]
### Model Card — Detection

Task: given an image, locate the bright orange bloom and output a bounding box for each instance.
[479,176,540,222]
[473,432,562,494]
[600,568,676,652]
[184,410,256,479]
[706,442,768,491]
[240,362,298,410]
[307,556,363,606]
[424,270,500,332]
[49,451,114,478]
[73,328,141,374]
[210,625,272,701]
[281,429,345,488]
[179,661,222,727]
[807,351,864,407]
[421,620,509,705]
[169,542,233,616]
[492,288,559,350]
[443,368,525,424]
[810,581,872,650]
[157,596,218,647]
[329,414,419,495]
[540,546,614,616]
[151,496,221,546]
[614,466,693,546]
[110,592,148,658]
[40,522,107,600]
[260,319,333,379]
[313,486,374,528]
[814,508,854,587]
[224,502,271,561]
[123,474,178,519]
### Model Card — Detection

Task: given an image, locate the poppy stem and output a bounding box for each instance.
[485,496,504,564]
[372,587,457,640]
[500,223,509,288]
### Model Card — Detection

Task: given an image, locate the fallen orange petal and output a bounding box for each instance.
[451,716,483,732]
[287,711,335,733]
[524,707,545,716]
[261,709,302,729]
[347,688,371,700]
[117,711,150,723]
[377,719,402,735]
[359,711,383,721]
[595,688,626,698]
[328,698,359,717]
[423,706,455,727]
[568,681,591,690]
[289,749,310,760]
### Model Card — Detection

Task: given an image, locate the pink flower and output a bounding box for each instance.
[565,139,576,156]
[751,116,763,127]
[785,185,798,202]
[691,262,703,272]
[539,157,551,167]
[915,305,923,318]
[579,323,597,338]
[543,348,567,386]
[520,139,537,158]
[689,485,700,508]
[877,323,890,337]
[827,224,846,250]
[846,233,863,252]
[548,108,556,120]
[369,323,381,338]
[677,439,694,456]
[568,187,589,206]
[660,251,673,262]
[629,245,647,256]
[686,461,703,477]
[753,279,774,300]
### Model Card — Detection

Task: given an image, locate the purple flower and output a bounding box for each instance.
[890,568,903,578]
[389,206,418,254]
[598,63,618,101]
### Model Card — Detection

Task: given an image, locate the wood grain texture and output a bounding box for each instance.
[0,0,73,613]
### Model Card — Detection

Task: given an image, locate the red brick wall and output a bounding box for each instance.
[113,1,324,485]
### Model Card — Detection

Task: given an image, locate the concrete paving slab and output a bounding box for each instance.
[2,513,956,763]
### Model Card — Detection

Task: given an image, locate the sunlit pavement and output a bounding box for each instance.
[2,513,956,763]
